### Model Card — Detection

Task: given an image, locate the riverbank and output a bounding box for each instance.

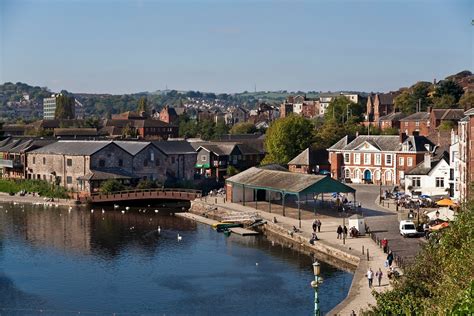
[0,192,76,207]
[189,198,394,315]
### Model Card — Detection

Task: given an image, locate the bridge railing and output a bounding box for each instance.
[87,188,202,199]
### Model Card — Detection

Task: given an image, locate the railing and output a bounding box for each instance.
[89,188,201,197]
[83,188,202,202]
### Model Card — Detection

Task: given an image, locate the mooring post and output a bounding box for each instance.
[362,245,365,254]
[367,249,370,261]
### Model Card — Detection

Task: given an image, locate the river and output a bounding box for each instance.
[0,202,352,315]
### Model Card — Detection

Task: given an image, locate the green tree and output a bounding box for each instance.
[459,92,474,110]
[262,115,314,164]
[121,124,137,138]
[100,179,125,193]
[230,122,257,135]
[137,97,149,114]
[439,120,457,132]
[226,165,239,176]
[214,119,229,138]
[435,80,464,103]
[395,82,433,113]
[55,95,75,119]
[432,94,457,109]
[197,119,215,141]
[324,96,364,124]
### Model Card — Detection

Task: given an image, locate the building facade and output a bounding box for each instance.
[399,112,431,136]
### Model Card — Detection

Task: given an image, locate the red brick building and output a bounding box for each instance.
[288,147,330,174]
[378,112,406,130]
[365,93,397,125]
[159,105,179,124]
[328,134,434,185]
[399,112,430,136]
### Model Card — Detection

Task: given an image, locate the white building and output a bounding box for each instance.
[43,94,84,120]
[404,154,450,197]
[449,130,460,200]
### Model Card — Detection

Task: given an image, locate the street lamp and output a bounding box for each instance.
[311,261,323,316]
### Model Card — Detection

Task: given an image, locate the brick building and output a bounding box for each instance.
[158,106,179,124]
[280,95,320,118]
[399,112,430,136]
[288,147,330,174]
[328,134,434,186]
[365,93,397,125]
[378,112,406,130]
[457,108,474,201]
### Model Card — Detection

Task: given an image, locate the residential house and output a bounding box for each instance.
[429,108,464,132]
[102,118,178,140]
[158,106,179,124]
[378,112,406,131]
[399,112,430,136]
[225,106,248,125]
[328,134,435,185]
[288,147,330,174]
[404,153,450,197]
[365,93,397,125]
[457,108,474,201]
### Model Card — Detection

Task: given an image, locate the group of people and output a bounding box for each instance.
[366,242,397,288]
[310,219,322,244]
[336,225,348,239]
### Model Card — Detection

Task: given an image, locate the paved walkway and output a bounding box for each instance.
[200,193,393,315]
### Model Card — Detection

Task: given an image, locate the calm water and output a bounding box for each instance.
[0,202,352,315]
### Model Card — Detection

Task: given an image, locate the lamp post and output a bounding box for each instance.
[311,261,323,316]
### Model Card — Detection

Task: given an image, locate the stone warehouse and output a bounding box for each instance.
[27,140,196,193]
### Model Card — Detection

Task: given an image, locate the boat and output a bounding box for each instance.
[212,222,243,232]
[223,229,232,237]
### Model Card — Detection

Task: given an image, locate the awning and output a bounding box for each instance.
[436,198,455,207]
[195,163,210,168]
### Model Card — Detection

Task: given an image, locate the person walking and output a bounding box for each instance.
[367,268,374,288]
[312,219,318,232]
[376,268,383,286]
[343,225,348,238]
[381,238,388,254]
[317,219,321,232]
[337,225,343,239]
[387,250,394,267]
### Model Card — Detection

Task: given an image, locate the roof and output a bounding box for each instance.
[377,93,396,105]
[226,167,355,194]
[152,141,196,155]
[78,168,139,181]
[328,135,351,150]
[1,124,26,132]
[54,128,98,136]
[328,135,434,152]
[288,147,329,166]
[197,143,236,156]
[406,157,448,175]
[30,140,113,155]
[378,112,406,121]
[114,141,151,155]
[400,112,430,121]
[431,108,464,121]
[236,143,262,155]
[129,119,172,128]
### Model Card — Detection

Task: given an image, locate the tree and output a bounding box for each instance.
[230,122,257,135]
[54,95,75,119]
[227,165,239,176]
[439,120,456,132]
[394,82,433,114]
[121,124,137,138]
[435,80,464,103]
[459,92,474,110]
[197,119,215,141]
[262,115,314,164]
[137,97,148,114]
[214,119,229,138]
[100,179,125,193]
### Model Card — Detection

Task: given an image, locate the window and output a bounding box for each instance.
[67,159,72,167]
[404,122,408,126]
[155,159,160,166]
[344,153,350,163]
[364,153,371,165]
[37,174,41,180]
[354,153,361,164]
[375,154,381,165]
[99,159,105,167]
[66,176,72,184]
[118,159,123,167]
[375,170,381,180]
[32,157,36,164]
[386,171,392,181]
[43,157,46,165]
[202,156,207,162]
[412,177,421,187]
[354,169,360,179]
[415,121,420,127]
[144,159,148,167]
[150,152,155,161]
[344,169,350,178]
[399,157,404,166]
[436,177,444,188]
[385,154,392,165]
[407,157,413,167]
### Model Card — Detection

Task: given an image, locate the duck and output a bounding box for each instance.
[155,209,159,213]
[125,206,130,211]
[121,210,125,214]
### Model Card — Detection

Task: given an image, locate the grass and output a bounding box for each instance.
[0,179,70,199]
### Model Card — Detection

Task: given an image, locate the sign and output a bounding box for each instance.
[0,159,13,168]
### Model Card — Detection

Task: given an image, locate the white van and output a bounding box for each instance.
[399,220,418,238]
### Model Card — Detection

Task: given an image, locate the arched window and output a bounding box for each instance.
[386,171,392,181]
[345,169,350,178]
[375,170,381,180]
[354,169,360,179]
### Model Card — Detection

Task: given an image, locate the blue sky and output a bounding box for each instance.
[0,0,472,94]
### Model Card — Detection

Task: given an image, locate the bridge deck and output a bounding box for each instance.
[80,188,202,203]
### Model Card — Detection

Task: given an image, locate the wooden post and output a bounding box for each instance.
[298,194,301,229]
[255,189,258,209]
[282,192,286,217]
[362,245,365,254]
[367,249,370,261]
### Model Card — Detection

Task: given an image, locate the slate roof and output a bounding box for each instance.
[54,128,98,136]
[377,93,396,105]
[328,135,434,152]
[288,147,329,165]
[226,167,355,194]
[152,141,196,155]
[30,140,113,155]
[400,112,430,121]
[378,112,406,121]
[8,139,56,153]
[328,135,352,150]
[197,143,236,156]
[114,141,151,155]
[78,168,139,181]
[431,108,464,120]
[406,157,448,175]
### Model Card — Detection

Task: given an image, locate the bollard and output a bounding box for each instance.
[215,198,217,204]
[343,236,345,245]
[362,245,365,254]
[367,249,370,261]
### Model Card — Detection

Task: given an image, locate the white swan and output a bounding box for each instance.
[177,234,182,241]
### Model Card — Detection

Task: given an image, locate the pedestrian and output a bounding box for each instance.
[381,238,388,253]
[367,268,373,288]
[317,219,321,232]
[312,219,318,232]
[387,250,394,267]
[337,225,343,239]
[343,225,348,238]
[376,268,383,287]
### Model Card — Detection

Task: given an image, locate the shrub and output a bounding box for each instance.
[100,179,125,193]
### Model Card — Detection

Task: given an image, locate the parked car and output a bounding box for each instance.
[399,220,418,238]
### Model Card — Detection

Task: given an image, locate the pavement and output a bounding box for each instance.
[201,184,413,315]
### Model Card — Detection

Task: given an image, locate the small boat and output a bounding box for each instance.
[223,229,232,237]
[212,222,243,232]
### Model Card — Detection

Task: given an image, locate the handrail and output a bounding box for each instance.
[89,188,202,197]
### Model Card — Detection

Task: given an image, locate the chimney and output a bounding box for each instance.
[400,132,407,143]
[433,78,437,85]
[424,153,431,169]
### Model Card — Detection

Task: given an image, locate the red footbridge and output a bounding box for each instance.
[79,188,202,204]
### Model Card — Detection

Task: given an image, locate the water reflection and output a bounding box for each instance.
[0,202,352,315]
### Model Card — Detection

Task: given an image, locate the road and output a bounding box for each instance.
[351,184,424,264]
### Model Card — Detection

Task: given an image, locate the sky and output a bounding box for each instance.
[0,0,472,94]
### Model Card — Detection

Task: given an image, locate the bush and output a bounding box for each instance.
[136,179,155,190]
[226,165,239,176]
[100,179,125,193]
[0,179,69,198]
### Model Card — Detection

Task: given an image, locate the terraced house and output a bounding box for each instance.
[328,134,435,186]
